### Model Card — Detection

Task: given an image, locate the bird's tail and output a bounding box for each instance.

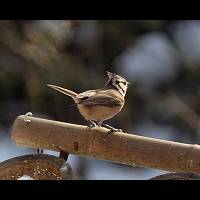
[47,84,78,101]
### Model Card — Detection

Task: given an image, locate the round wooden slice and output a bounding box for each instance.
[150,172,200,180]
[0,154,77,180]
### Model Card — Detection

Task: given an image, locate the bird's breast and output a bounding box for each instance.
[77,104,123,122]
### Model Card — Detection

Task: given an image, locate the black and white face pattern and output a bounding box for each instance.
[106,71,129,96]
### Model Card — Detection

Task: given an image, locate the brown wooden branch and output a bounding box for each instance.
[12,115,200,173]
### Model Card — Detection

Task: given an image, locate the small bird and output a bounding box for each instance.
[47,71,129,138]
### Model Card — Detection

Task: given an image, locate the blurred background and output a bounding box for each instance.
[1,20,200,179]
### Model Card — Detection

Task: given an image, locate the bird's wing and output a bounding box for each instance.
[77,93,123,107]
[77,90,97,99]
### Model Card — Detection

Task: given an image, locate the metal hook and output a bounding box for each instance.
[24,112,32,123]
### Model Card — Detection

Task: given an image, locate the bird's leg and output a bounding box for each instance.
[96,121,103,127]
[86,120,98,130]
[101,123,122,139]
[102,123,122,132]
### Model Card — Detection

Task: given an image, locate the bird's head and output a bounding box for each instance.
[105,71,130,96]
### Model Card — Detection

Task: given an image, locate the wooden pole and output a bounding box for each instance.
[12,115,200,173]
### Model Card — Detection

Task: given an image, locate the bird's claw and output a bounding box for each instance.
[86,121,101,130]
[86,124,95,130]
[86,121,98,130]
[103,127,123,141]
